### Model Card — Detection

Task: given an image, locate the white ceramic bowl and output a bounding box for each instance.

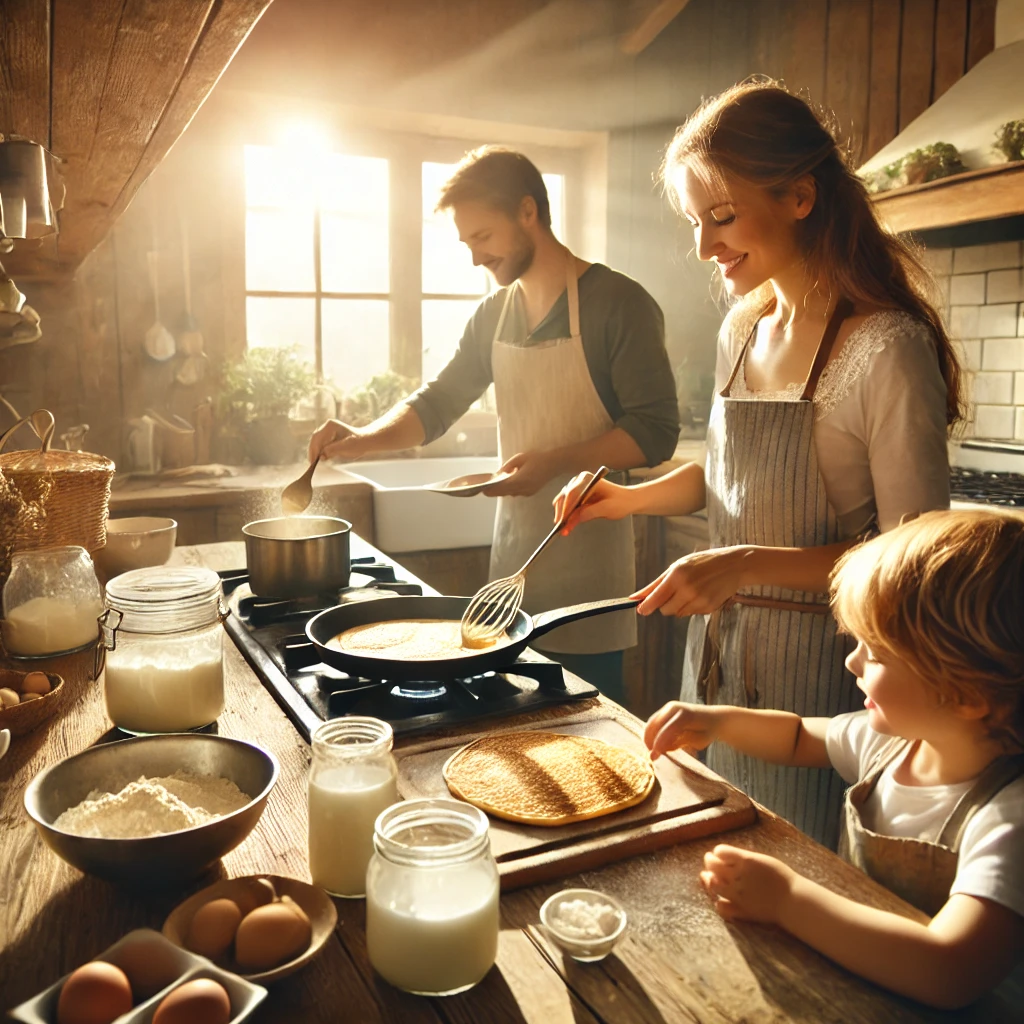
[96,516,177,580]
[539,888,627,962]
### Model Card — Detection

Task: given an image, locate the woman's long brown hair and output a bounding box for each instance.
[662,79,965,427]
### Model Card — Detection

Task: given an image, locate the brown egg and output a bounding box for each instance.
[116,933,182,1000]
[185,897,243,959]
[21,670,51,695]
[0,687,20,708]
[234,896,312,971]
[56,960,133,1024]
[20,691,43,702]
[152,979,231,1024]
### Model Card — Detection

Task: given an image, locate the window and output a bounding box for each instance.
[244,140,570,397]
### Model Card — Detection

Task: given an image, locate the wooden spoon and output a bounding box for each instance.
[282,456,319,515]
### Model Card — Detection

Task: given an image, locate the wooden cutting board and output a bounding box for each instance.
[394,713,756,890]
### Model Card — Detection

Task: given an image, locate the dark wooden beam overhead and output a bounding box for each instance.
[620,0,691,56]
[3,0,274,281]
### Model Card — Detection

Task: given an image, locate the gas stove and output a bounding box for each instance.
[220,543,597,741]
[950,467,1024,507]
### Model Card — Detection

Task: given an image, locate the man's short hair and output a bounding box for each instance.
[436,146,551,228]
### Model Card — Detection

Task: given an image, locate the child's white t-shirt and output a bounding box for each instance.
[826,711,1024,919]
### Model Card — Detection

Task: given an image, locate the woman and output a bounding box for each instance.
[555,80,963,847]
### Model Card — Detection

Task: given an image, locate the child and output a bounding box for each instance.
[644,509,1024,1008]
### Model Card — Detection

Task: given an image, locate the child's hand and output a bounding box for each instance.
[643,701,720,759]
[700,844,796,925]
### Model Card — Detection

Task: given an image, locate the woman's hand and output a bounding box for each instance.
[552,473,635,535]
[631,546,752,617]
[643,701,722,759]
[700,845,796,925]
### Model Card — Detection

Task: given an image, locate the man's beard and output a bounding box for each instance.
[494,231,535,286]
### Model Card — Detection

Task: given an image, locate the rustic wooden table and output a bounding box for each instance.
[1,541,1020,1023]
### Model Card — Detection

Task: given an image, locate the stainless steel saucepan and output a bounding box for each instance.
[243,515,351,598]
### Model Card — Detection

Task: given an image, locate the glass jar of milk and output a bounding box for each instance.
[366,798,500,996]
[308,717,398,898]
[1,546,104,657]
[101,566,225,733]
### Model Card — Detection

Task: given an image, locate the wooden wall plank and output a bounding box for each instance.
[898,0,937,131]
[781,0,828,106]
[966,0,997,69]
[824,0,872,163]
[866,0,902,161]
[0,0,51,145]
[933,0,968,99]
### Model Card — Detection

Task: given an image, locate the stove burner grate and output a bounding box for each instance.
[950,468,1024,507]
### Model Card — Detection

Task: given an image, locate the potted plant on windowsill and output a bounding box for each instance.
[217,347,315,465]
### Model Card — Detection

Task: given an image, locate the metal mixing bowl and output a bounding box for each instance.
[24,733,279,885]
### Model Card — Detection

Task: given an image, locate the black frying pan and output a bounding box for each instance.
[305,595,638,682]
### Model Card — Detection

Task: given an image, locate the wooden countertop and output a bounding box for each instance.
[0,542,1018,1023]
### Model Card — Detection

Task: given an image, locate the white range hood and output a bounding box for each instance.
[861,1,1024,177]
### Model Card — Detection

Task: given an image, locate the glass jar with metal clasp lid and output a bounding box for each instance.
[1,546,104,658]
[366,798,500,996]
[99,566,226,734]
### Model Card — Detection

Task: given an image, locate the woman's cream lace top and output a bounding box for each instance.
[714,309,951,537]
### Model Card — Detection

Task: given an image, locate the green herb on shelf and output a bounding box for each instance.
[995,120,1024,162]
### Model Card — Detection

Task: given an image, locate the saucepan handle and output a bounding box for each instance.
[529,597,639,641]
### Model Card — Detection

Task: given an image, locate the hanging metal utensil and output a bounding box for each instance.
[175,216,207,385]
[144,242,175,363]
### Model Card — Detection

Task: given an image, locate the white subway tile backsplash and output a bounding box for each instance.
[953,241,1022,274]
[957,339,982,370]
[1017,408,1024,441]
[923,247,954,276]
[987,268,1024,304]
[977,303,1019,338]
[982,337,1024,370]
[950,305,981,337]
[972,371,1014,404]
[974,404,1016,438]
[950,274,986,305]
[1016,371,1024,404]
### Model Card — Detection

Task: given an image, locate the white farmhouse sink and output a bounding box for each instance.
[343,457,500,553]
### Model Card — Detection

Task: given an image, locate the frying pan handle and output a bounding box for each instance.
[530,597,639,641]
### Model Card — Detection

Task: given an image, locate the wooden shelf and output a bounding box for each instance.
[870,163,1024,233]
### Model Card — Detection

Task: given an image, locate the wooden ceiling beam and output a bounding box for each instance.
[5,0,273,280]
[620,0,690,56]
[0,0,51,145]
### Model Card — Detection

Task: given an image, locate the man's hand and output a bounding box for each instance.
[308,419,372,463]
[483,450,560,497]
[700,845,796,925]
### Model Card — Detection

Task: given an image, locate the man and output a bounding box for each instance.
[309,146,679,702]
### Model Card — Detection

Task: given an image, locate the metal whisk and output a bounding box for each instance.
[460,466,611,648]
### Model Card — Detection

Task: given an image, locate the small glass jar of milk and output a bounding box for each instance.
[1,546,104,657]
[366,798,500,996]
[308,717,398,898]
[101,566,225,733]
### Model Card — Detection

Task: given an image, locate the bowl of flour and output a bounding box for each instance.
[24,733,279,884]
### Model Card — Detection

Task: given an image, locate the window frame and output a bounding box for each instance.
[243,128,584,390]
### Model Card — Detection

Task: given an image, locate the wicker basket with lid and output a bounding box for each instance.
[0,410,114,586]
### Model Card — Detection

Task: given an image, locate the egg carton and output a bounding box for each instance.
[8,928,267,1024]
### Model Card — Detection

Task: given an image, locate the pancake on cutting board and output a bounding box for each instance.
[443,730,656,826]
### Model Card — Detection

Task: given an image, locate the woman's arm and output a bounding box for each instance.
[702,847,1024,1010]
[643,702,832,767]
[632,538,856,616]
[553,461,707,531]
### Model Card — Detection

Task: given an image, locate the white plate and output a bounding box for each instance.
[424,470,513,497]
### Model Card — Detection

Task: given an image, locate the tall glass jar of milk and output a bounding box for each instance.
[366,798,500,996]
[308,717,398,898]
[1,546,104,657]
[101,566,225,733]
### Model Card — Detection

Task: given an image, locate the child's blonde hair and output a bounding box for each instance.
[831,510,1024,749]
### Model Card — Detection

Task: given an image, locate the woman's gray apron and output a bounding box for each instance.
[839,737,1024,916]
[682,298,858,847]
[489,253,636,655]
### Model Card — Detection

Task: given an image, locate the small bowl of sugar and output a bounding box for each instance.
[539,888,627,962]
